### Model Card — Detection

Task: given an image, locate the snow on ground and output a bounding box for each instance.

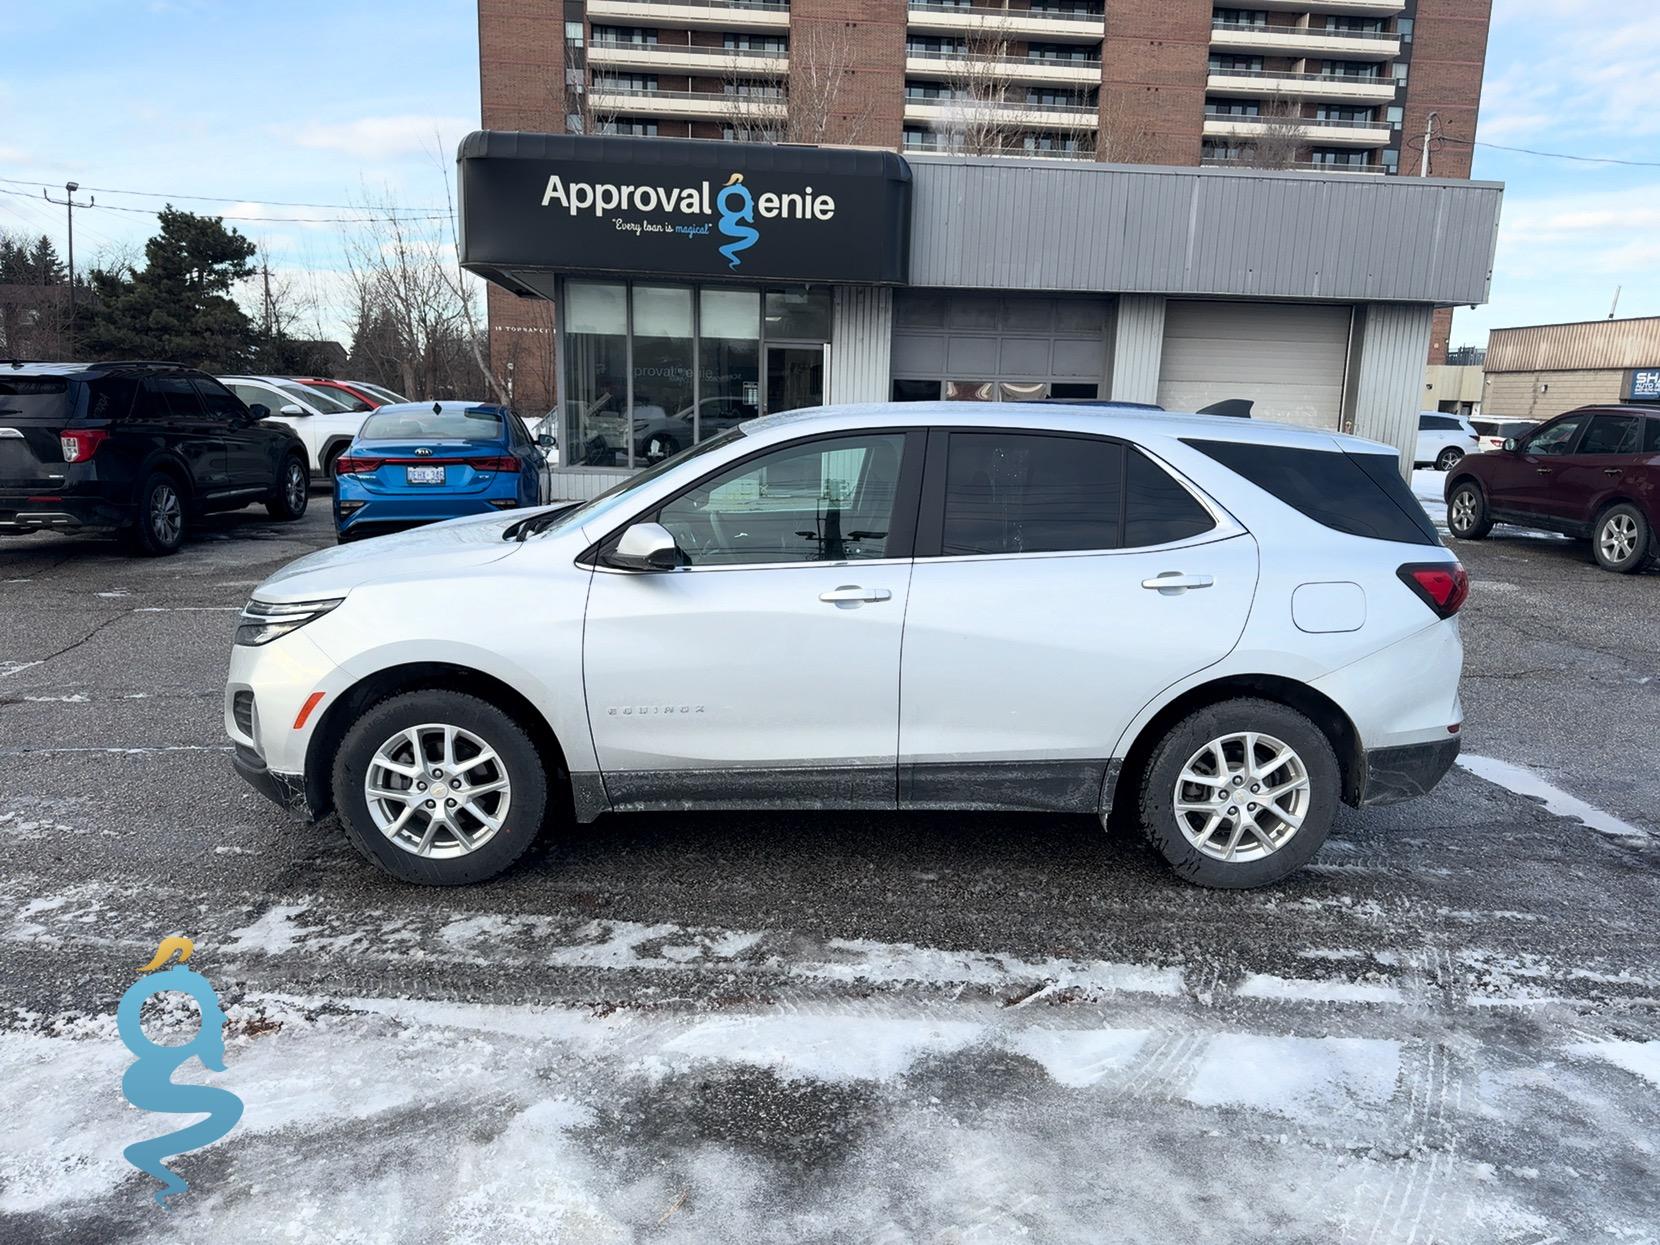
[1458,753,1650,845]
[1411,467,1449,527]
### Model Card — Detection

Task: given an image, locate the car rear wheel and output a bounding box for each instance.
[266,455,309,520]
[123,472,186,556]
[1446,480,1492,540]
[1435,446,1464,471]
[1591,503,1652,574]
[1136,698,1340,888]
[332,690,549,885]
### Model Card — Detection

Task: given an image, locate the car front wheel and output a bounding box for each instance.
[1446,480,1492,540]
[1592,503,1652,574]
[332,690,550,885]
[1136,698,1340,888]
[1435,446,1464,471]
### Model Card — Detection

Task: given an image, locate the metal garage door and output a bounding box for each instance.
[1157,301,1352,429]
[891,292,1109,400]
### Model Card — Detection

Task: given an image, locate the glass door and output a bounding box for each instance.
[764,344,826,416]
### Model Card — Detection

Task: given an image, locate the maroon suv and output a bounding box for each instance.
[1445,404,1660,572]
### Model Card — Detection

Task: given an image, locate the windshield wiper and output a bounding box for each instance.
[507,501,581,542]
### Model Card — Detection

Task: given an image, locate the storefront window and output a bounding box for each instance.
[631,286,695,464]
[565,281,628,466]
[697,288,761,443]
[764,289,832,340]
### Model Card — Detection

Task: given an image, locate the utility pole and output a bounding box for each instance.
[1419,112,1439,177]
[42,182,95,323]
[1609,285,1622,320]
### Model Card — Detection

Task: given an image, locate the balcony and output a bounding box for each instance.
[1251,0,1404,12]
[588,86,787,120]
[1209,20,1401,60]
[1202,156,1386,175]
[586,0,790,32]
[906,50,1100,85]
[1206,69,1397,105]
[905,137,1096,160]
[903,95,1098,131]
[1202,111,1393,148]
[906,2,1104,45]
[589,39,788,76]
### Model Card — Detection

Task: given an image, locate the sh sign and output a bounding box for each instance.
[1629,368,1660,401]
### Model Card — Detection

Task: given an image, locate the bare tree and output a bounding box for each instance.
[1242,94,1307,170]
[1094,122,1161,166]
[722,20,875,145]
[932,22,1023,156]
[559,36,619,135]
[720,59,790,143]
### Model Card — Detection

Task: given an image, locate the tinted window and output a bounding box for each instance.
[1183,439,1439,546]
[360,406,505,440]
[86,376,138,423]
[942,433,1121,555]
[1646,419,1660,454]
[1419,414,1459,430]
[891,379,939,402]
[280,382,354,413]
[147,377,204,418]
[1522,415,1585,455]
[230,383,280,413]
[1579,413,1641,455]
[192,378,246,421]
[1125,450,1214,546]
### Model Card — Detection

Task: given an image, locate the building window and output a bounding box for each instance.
[724,33,788,52]
[629,287,696,463]
[1030,42,1090,62]
[1315,104,1372,123]
[1386,105,1404,128]
[1213,8,1267,28]
[1323,16,1384,33]
[1393,61,1408,83]
[892,379,941,402]
[700,289,762,439]
[565,20,584,46]
[906,82,962,102]
[1380,147,1399,172]
[596,73,658,93]
[1321,60,1379,79]
[1028,87,1094,108]
[593,26,657,45]
[1206,99,1262,117]
[1208,54,1263,73]
[725,81,784,98]
[1202,139,1247,161]
[564,282,629,466]
[764,289,831,340]
[1398,17,1414,42]
[1023,134,1088,155]
[1311,149,1368,167]
[596,118,659,136]
[907,35,967,55]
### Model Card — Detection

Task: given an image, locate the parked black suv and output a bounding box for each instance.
[0,361,311,555]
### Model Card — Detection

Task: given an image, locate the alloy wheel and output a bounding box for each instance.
[149,483,182,546]
[1450,488,1477,534]
[285,461,307,511]
[363,723,512,858]
[1172,731,1310,862]
[1437,447,1463,471]
[1600,512,1638,564]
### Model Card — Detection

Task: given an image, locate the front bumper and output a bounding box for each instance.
[225,627,350,815]
[1356,735,1461,807]
[232,745,314,819]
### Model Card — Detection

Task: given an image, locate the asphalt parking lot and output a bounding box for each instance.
[2,495,1657,1243]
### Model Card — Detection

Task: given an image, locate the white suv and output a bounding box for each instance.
[226,404,1466,889]
[220,376,371,477]
[1415,412,1480,471]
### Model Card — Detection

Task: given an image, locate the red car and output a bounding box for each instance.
[293,378,396,410]
[1445,404,1660,572]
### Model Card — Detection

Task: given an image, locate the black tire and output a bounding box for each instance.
[1137,697,1341,889]
[266,455,310,520]
[1446,479,1492,541]
[122,471,187,556]
[1434,446,1464,472]
[322,444,347,480]
[1591,502,1652,574]
[331,690,550,886]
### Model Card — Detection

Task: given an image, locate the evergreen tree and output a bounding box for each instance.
[79,207,257,369]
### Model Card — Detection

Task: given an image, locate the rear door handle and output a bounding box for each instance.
[1142,572,1214,594]
[819,585,891,604]
[1604,468,1623,477]
[1536,467,1553,475]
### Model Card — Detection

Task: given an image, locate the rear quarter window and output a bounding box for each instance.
[1183,439,1440,546]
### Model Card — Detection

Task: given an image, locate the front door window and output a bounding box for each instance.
[1522,415,1586,456]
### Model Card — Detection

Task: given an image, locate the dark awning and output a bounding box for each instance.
[458,132,911,294]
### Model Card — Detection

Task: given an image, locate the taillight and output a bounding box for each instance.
[60,428,109,463]
[1397,562,1469,618]
[469,455,520,473]
[333,455,383,474]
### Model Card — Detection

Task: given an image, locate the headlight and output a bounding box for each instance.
[235,597,343,647]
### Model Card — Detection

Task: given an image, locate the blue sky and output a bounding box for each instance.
[1,0,1654,349]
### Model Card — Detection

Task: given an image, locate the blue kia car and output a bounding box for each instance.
[332,402,549,542]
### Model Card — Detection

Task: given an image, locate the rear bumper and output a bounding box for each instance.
[0,494,130,532]
[334,493,517,535]
[1356,736,1461,807]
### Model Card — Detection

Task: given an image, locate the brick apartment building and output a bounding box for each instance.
[474,0,1493,448]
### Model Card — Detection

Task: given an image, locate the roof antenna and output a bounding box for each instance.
[433,401,442,414]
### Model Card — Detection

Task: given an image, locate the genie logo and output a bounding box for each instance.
[716,172,759,270]
[117,936,244,1208]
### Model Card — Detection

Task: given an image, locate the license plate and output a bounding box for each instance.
[405,466,445,485]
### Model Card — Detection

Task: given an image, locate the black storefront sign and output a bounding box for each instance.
[459,132,911,290]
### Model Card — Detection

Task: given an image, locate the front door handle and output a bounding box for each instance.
[1604,468,1623,477]
[819,585,891,604]
[1142,572,1214,594]
[1536,467,1553,475]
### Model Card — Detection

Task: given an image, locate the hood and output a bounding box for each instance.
[255,509,530,601]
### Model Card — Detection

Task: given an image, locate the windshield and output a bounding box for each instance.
[358,382,408,404]
[360,405,505,440]
[528,428,744,540]
[310,383,372,412]
[279,381,355,414]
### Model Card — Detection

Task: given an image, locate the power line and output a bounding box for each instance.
[0,175,448,214]
[1445,136,1660,169]
[0,186,451,225]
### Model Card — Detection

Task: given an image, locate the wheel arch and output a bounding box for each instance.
[319,435,354,474]
[303,661,573,819]
[1110,673,1366,824]
[133,451,197,507]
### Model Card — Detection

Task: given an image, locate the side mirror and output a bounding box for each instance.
[279,403,306,417]
[537,433,556,449]
[608,522,681,571]
[1502,438,1518,452]
[249,403,271,420]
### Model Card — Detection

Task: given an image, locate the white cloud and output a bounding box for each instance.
[1484,1,1660,141]
[290,115,473,160]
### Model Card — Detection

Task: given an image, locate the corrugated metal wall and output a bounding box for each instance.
[906,156,1501,306]
[1348,303,1435,473]
[1109,295,1165,404]
[1486,317,1660,373]
[828,287,894,404]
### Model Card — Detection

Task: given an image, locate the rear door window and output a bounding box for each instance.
[940,432,1122,555]
[1578,413,1641,455]
[1183,439,1439,546]
[192,378,246,422]
[1124,449,1215,546]
[145,377,206,419]
[1646,419,1660,454]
